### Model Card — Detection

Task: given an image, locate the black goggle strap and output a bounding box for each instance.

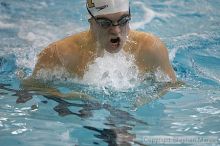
[86,4,96,20]
[118,15,131,24]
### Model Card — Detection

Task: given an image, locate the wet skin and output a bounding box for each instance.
[33,11,176,82]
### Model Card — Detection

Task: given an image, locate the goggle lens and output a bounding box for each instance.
[96,15,131,28]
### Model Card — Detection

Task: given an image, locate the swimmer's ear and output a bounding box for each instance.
[88,18,92,23]
[88,18,94,30]
[88,18,96,31]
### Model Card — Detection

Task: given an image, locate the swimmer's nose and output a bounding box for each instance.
[109,25,121,35]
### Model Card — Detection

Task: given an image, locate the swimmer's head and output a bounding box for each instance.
[87,0,130,54]
[86,0,129,17]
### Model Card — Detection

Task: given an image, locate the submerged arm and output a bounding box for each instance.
[21,77,92,100]
[32,43,62,77]
[133,80,184,108]
[155,38,176,82]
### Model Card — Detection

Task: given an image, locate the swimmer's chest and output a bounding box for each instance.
[72,49,153,78]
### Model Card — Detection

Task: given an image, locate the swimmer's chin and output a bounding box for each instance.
[104,44,123,53]
[105,47,122,53]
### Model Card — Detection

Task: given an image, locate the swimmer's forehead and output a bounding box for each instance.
[87,0,129,17]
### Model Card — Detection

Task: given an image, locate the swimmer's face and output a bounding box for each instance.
[90,12,130,53]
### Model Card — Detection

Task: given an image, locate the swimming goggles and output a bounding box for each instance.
[87,5,131,28]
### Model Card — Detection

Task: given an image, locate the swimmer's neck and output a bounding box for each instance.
[88,30,126,57]
[88,31,104,57]
[95,43,105,57]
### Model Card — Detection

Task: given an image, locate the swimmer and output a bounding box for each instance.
[22,0,181,100]
[32,0,176,82]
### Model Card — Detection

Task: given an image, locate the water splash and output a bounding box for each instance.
[30,48,172,93]
[34,66,73,82]
[81,50,140,90]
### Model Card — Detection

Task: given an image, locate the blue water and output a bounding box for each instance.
[0,0,220,146]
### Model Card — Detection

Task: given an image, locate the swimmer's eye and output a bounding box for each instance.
[96,15,131,28]
[117,15,131,26]
[96,18,113,28]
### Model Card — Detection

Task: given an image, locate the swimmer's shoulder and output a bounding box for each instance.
[42,31,93,58]
[129,30,160,45]
[34,31,91,73]
[54,30,91,51]
[128,30,163,53]
[130,30,176,81]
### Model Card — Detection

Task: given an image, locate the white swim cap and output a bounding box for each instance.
[86,0,129,16]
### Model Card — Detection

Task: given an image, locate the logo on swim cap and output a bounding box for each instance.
[87,0,129,16]
[96,5,108,11]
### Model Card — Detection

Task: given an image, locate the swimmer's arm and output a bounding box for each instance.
[156,39,176,82]
[141,34,177,82]
[32,44,62,76]
[21,78,92,100]
[33,41,80,77]
[134,80,185,108]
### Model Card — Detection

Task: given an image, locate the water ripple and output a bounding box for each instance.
[196,106,220,115]
[11,128,28,135]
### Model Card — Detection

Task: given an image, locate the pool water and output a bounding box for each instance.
[0,0,220,145]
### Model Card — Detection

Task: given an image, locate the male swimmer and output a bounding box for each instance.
[32,0,177,82]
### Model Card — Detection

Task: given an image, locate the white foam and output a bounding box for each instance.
[11,128,28,135]
[81,50,140,90]
[34,66,73,82]
[154,68,172,82]
[12,47,38,72]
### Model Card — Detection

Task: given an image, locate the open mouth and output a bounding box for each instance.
[110,37,120,48]
[110,37,120,43]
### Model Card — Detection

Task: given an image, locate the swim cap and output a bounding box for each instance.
[87,0,129,16]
